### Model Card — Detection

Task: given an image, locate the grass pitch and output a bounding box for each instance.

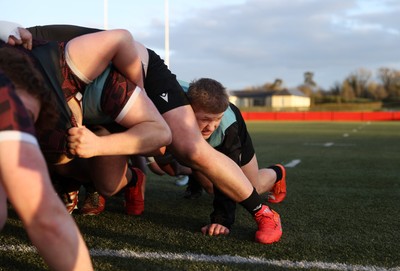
[1,121,399,270]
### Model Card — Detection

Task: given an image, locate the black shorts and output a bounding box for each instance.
[144,49,189,114]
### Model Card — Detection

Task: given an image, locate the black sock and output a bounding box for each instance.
[239,187,263,215]
[268,165,283,183]
[128,168,138,187]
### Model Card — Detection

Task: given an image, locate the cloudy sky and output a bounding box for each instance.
[2,0,399,90]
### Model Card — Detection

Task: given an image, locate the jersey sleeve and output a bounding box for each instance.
[100,67,141,123]
[27,25,101,41]
[215,122,242,165]
[229,103,255,166]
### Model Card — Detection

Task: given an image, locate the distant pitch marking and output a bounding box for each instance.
[285,159,301,168]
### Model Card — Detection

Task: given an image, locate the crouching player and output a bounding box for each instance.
[0,47,93,270]
[149,78,286,239]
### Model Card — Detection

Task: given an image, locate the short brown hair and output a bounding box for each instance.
[0,47,58,134]
[187,78,229,114]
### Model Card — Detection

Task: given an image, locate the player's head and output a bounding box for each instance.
[187,78,229,139]
[0,47,58,134]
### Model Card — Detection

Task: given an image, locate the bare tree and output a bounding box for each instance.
[366,81,388,100]
[378,68,400,98]
[341,80,356,101]
[345,68,372,98]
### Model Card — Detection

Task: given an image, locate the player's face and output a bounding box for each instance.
[16,89,41,123]
[194,110,224,140]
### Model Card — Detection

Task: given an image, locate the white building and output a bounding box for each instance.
[229,88,311,110]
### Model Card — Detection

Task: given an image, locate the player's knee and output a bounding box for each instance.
[28,207,69,240]
[175,142,203,168]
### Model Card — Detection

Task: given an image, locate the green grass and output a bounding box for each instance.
[1,121,399,270]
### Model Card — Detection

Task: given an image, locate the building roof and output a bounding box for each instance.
[229,88,308,98]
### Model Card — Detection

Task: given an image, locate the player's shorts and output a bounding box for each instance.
[144,49,189,114]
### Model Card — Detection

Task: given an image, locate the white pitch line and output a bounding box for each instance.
[285,159,301,168]
[304,142,355,147]
[0,244,37,253]
[0,245,398,271]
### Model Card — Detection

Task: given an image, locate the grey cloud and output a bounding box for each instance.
[140,0,400,90]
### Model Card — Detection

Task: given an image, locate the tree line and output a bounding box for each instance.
[247,68,400,106]
[298,68,400,105]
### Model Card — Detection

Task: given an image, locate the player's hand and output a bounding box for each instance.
[67,126,99,158]
[7,27,32,50]
[201,223,230,236]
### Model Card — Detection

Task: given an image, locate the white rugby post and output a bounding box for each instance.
[165,0,170,67]
[104,0,108,29]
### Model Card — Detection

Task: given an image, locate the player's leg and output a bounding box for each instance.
[163,105,255,201]
[124,155,147,215]
[241,156,286,203]
[52,125,130,197]
[241,154,276,195]
[266,164,286,203]
[84,126,130,197]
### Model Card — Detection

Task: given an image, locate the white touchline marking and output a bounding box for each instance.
[285,159,301,168]
[1,245,398,271]
[304,143,355,147]
[0,244,37,253]
[343,133,349,137]
[324,142,334,147]
[334,143,356,146]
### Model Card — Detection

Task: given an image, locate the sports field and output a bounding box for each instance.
[1,121,399,271]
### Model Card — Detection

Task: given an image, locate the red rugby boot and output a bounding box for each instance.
[254,205,282,244]
[81,191,106,216]
[124,167,146,215]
